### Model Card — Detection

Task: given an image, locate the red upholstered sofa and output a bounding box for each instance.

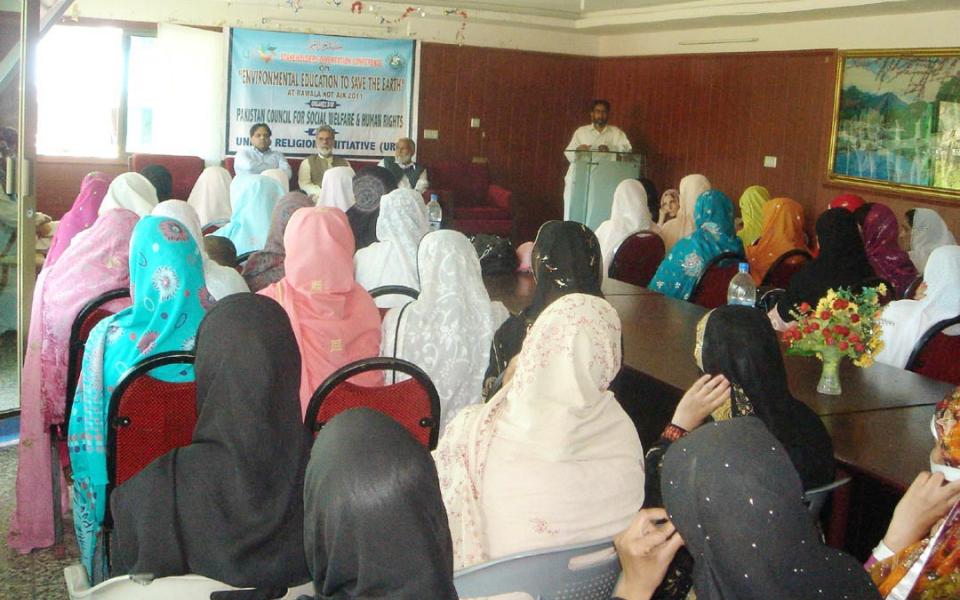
[426,161,513,237]
[129,154,205,201]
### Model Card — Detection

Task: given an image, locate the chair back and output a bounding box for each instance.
[757,287,786,313]
[63,288,132,433]
[453,538,620,600]
[690,252,744,309]
[906,316,960,385]
[608,230,665,287]
[304,357,441,450]
[129,153,204,201]
[903,275,924,300]
[235,251,254,268]
[760,248,812,288]
[369,285,420,300]
[803,477,852,517]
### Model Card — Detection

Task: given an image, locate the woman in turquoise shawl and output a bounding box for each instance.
[649,190,744,300]
[68,216,213,582]
[211,174,284,256]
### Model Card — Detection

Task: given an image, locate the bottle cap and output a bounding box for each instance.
[430,193,438,201]
[739,262,749,273]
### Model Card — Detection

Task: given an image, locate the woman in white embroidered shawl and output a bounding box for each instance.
[908,208,957,272]
[187,166,232,229]
[595,179,658,278]
[433,293,644,569]
[875,245,960,369]
[354,188,428,308]
[659,174,710,253]
[98,172,158,217]
[317,166,356,211]
[381,231,509,431]
[152,200,250,300]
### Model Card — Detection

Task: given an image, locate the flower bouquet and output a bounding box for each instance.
[781,285,886,395]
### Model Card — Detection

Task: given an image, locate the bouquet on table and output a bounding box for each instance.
[781,285,886,395]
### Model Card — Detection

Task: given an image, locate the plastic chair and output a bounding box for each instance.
[903,274,924,300]
[690,251,745,309]
[803,477,852,517]
[905,315,960,385]
[453,538,620,600]
[370,285,420,317]
[235,251,254,267]
[757,287,786,313]
[760,248,812,288]
[608,230,665,287]
[64,564,314,600]
[304,357,441,450]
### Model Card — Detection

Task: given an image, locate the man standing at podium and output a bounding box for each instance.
[563,99,632,220]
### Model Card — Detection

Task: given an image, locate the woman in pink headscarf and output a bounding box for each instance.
[43,172,112,268]
[8,208,138,554]
[860,203,918,298]
[259,207,382,417]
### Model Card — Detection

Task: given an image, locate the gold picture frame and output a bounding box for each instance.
[827,48,960,200]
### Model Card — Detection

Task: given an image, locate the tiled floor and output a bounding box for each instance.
[0,445,76,599]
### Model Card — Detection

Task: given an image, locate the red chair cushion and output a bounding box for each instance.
[610,232,665,287]
[114,377,197,486]
[691,262,741,309]
[429,162,491,207]
[316,378,435,448]
[486,185,512,211]
[910,333,960,386]
[130,154,204,201]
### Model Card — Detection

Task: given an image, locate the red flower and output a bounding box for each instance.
[798,302,812,314]
[854,343,865,352]
[839,341,849,351]
[849,334,860,343]
[810,322,820,331]
[820,310,832,320]
[833,299,849,310]
[850,314,860,323]
[825,337,835,346]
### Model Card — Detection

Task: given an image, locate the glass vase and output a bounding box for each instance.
[817,347,843,395]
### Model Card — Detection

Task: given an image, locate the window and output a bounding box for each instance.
[125,35,158,153]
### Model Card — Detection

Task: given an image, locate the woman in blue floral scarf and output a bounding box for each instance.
[68,215,213,583]
[649,190,744,300]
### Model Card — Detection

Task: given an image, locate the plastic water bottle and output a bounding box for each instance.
[727,262,756,307]
[427,193,442,232]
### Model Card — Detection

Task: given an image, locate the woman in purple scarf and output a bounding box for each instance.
[860,203,919,298]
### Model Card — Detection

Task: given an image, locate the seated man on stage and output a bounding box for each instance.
[563,99,632,220]
[234,123,292,178]
[378,137,429,194]
[299,125,350,200]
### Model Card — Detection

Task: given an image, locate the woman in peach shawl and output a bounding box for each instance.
[259,207,381,417]
[745,197,808,285]
[660,174,710,252]
[8,209,138,553]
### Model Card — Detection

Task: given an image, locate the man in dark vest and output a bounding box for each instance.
[378,137,429,194]
[298,125,350,200]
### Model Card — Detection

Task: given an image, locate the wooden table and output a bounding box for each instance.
[484,273,651,314]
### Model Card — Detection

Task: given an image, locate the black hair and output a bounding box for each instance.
[591,99,610,112]
[139,164,173,202]
[204,236,238,268]
[853,202,873,229]
[250,123,272,137]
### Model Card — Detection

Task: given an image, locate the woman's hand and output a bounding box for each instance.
[882,471,960,553]
[613,509,685,600]
[671,374,730,431]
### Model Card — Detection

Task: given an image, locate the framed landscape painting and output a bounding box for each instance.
[828,49,960,199]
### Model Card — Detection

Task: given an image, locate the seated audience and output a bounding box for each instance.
[867,387,960,597]
[771,208,874,329]
[210,174,284,256]
[317,165,356,211]
[354,188,428,308]
[139,164,173,202]
[483,220,603,395]
[187,166,233,229]
[259,207,381,417]
[98,172,159,217]
[859,203,919,298]
[875,245,960,369]
[660,173,710,252]
[655,188,679,229]
[378,137,429,194]
[649,418,881,600]
[830,192,866,212]
[68,215,211,582]
[435,294,644,569]
[649,190,744,301]
[595,179,657,277]
[261,167,290,194]
[908,207,957,272]
[304,409,458,598]
[381,231,509,430]
[152,200,250,299]
[736,184,771,247]
[234,122,292,178]
[241,191,313,292]
[203,236,238,270]
[9,209,138,555]
[348,166,397,251]
[110,294,311,590]
[298,125,349,200]
[43,171,111,268]
[745,196,807,285]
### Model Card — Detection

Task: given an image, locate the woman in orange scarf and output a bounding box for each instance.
[745,197,808,285]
